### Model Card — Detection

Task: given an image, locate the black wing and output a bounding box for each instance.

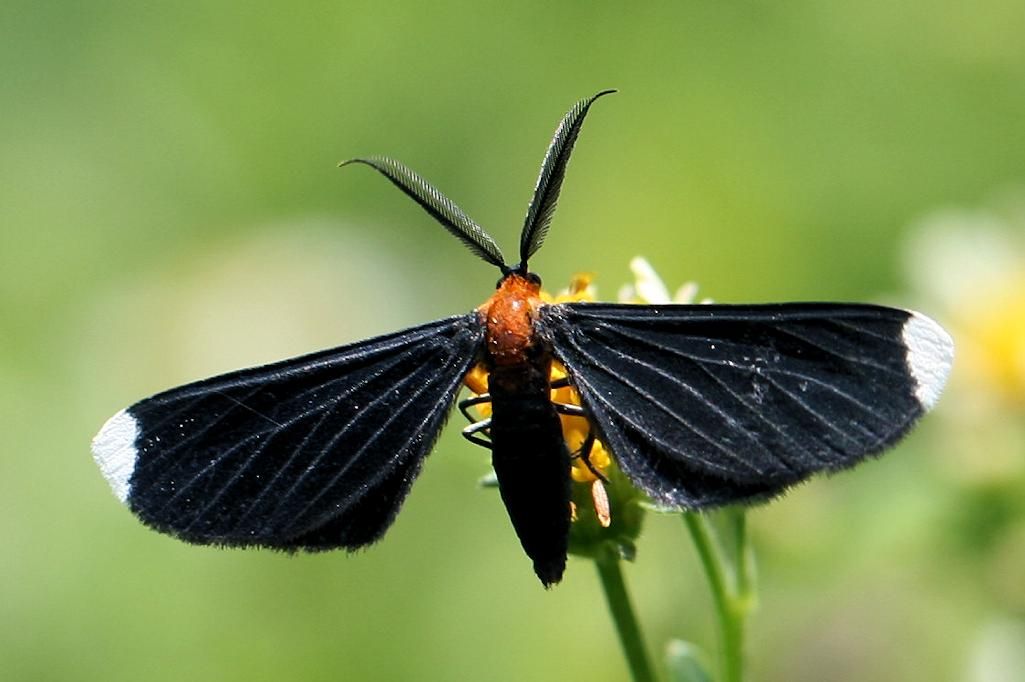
[536,302,953,508]
[91,314,484,550]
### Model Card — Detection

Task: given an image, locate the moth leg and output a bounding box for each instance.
[461,418,493,450]
[550,401,606,481]
[458,393,491,424]
[551,402,586,417]
[572,429,608,483]
[570,430,612,527]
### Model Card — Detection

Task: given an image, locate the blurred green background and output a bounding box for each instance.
[3,2,1024,681]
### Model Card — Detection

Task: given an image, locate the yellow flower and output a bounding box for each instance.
[905,204,1025,408]
[540,271,598,303]
[903,197,1025,484]
[954,271,1025,407]
[462,364,492,417]
[903,194,1025,616]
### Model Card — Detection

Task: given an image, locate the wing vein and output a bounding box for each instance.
[170,346,425,530]
[769,325,904,376]
[149,347,417,507]
[596,322,893,422]
[281,348,467,534]
[757,372,869,450]
[681,350,832,468]
[557,333,758,476]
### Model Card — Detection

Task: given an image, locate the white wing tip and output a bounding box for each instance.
[902,312,955,411]
[91,408,139,504]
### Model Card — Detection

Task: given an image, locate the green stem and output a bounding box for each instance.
[728,509,756,611]
[595,548,657,682]
[683,512,753,682]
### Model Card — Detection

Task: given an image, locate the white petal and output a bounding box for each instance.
[629,257,671,304]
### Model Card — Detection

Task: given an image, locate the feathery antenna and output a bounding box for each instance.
[518,89,616,270]
[340,156,508,271]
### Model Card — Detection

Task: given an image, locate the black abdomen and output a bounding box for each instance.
[488,359,571,587]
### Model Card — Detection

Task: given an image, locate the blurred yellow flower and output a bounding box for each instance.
[956,272,1025,406]
[905,201,1025,408]
[903,195,1025,482]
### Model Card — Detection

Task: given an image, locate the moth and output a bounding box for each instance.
[92,90,954,586]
